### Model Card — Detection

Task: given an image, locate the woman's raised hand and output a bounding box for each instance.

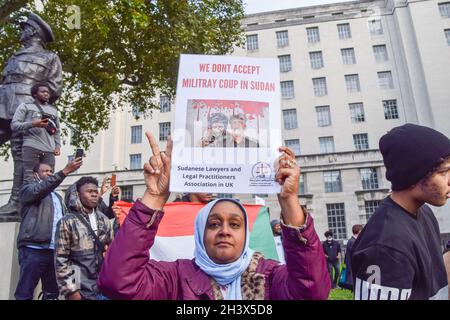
[276,146,300,199]
[276,146,305,227]
[141,132,173,210]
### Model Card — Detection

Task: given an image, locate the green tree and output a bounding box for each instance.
[0,0,244,155]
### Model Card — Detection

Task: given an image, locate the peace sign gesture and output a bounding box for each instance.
[141,132,173,210]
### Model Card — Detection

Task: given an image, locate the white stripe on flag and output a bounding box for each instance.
[150,235,195,261]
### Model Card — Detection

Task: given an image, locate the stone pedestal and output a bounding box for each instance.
[0,218,20,300]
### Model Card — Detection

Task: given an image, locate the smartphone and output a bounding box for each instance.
[41,114,50,120]
[75,148,84,159]
[110,173,116,187]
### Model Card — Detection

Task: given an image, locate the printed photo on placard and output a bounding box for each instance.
[184,99,269,149]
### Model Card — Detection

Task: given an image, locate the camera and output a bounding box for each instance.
[41,113,57,135]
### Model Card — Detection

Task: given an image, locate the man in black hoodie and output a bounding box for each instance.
[351,124,450,300]
[15,157,82,300]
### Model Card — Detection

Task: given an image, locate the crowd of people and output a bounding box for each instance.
[4,14,449,301]
[2,8,449,303]
[6,92,450,300]
[14,157,124,300]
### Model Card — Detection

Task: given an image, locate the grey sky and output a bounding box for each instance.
[244,0,352,14]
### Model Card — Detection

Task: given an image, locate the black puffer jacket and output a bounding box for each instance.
[17,171,66,248]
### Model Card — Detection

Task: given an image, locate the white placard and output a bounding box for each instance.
[170,54,282,194]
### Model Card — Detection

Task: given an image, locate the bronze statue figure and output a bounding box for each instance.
[0,13,62,216]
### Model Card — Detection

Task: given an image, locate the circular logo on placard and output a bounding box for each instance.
[251,162,272,179]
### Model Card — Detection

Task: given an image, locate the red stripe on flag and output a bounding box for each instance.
[156,202,263,237]
[115,201,263,237]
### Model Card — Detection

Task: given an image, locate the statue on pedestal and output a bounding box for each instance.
[0,13,62,216]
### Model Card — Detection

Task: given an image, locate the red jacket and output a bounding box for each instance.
[98,200,331,300]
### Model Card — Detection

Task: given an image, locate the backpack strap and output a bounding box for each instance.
[72,211,105,254]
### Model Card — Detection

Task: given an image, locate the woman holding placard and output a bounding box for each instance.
[98,132,330,300]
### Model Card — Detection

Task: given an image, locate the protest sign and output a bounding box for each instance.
[170,54,282,194]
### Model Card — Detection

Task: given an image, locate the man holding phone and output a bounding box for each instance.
[15,157,82,300]
[11,82,61,183]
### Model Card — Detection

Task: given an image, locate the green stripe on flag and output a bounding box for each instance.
[249,206,279,261]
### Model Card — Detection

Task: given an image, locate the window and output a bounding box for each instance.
[373,45,388,62]
[278,55,292,72]
[313,77,327,96]
[360,168,379,190]
[299,173,306,195]
[349,103,365,123]
[285,139,300,155]
[252,194,268,198]
[121,186,134,201]
[159,122,171,141]
[217,193,233,199]
[324,171,342,192]
[316,106,331,127]
[131,125,142,144]
[439,2,450,18]
[345,74,361,93]
[445,29,450,45]
[353,133,369,150]
[337,23,352,39]
[130,154,142,170]
[131,104,143,118]
[319,136,335,154]
[364,200,381,221]
[280,80,295,99]
[306,27,320,43]
[378,71,394,89]
[326,203,347,240]
[246,34,258,50]
[276,30,289,47]
[159,96,170,113]
[383,99,399,119]
[283,109,298,130]
[309,51,324,69]
[368,19,383,35]
[341,48,356,65]
[69,128,77,145]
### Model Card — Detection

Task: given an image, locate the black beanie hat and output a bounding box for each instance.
[379,123,450,191]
